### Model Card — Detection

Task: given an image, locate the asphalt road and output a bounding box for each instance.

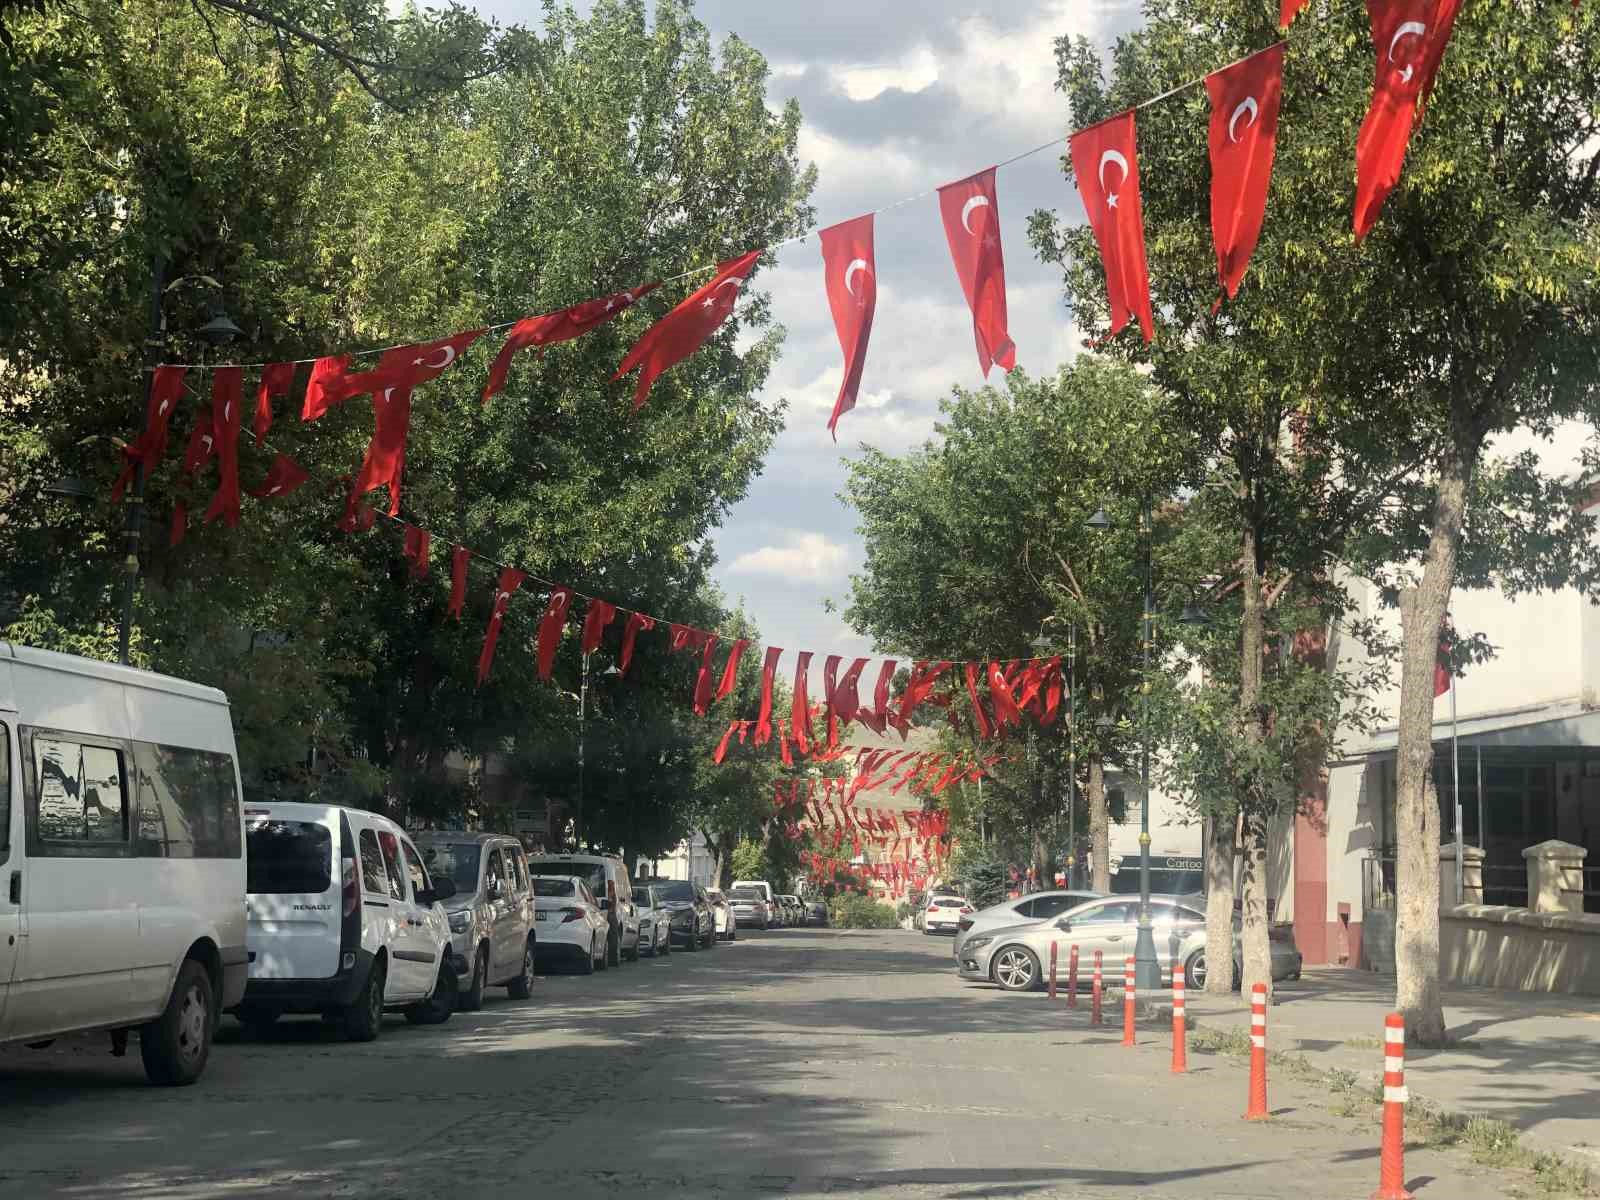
[0,928,1525,1199]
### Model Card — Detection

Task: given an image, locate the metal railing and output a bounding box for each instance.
[1480,863,1528,908]
[1362,854,1397,914]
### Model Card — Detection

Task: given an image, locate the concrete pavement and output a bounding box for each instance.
[0,930,1559,1198]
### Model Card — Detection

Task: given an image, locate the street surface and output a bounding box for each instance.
[0,930,1523,1199]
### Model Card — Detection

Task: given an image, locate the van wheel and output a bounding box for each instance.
[343,957,386,1042]
[460,947,487,1012]
[406,960,456,1025]
[140,959,213,1086]
[507,940,535,1000]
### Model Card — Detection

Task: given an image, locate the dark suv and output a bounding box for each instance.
[639,878,717,950]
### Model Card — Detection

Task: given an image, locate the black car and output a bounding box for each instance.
[806,898,828,927]
[638,878,717,950]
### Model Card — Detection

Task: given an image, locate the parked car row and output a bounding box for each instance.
[949,889,1303,992]
[727,881,826,930]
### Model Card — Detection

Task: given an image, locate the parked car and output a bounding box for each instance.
[1180,920,1304,989]
[643,878,717,949]
[632,885,672,957]
[527,853,639,966]
[240,802,458,1038]
[415,832,535,1010]
[531,876,609,973]
[731,879,776,917]
[952,889,1104,962]
[0,643,250,1085]
[779,895,803,926]
[705,887,737,941]
[806,898,829,927]
[729,886,770,930]
[923,893,973,935]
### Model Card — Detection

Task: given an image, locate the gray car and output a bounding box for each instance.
[631,885,673,957]
[951,889,1105,962]
[416,832,537,1010]
[956,894,1301,992]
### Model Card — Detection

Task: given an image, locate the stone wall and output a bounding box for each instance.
[1440,904,1600,996]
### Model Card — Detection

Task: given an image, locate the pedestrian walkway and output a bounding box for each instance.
[1147,967,1600,1163]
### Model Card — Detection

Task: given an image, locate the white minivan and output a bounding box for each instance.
[239,802,458,1040]
[0,642,248,1085]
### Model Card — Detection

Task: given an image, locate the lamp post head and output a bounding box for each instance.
[197,312,243,347]
[1084,507,1114,531]
[1178,600,1210,627]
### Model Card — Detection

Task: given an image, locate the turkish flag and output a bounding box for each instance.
[620,611,656,672]
[254,362,295,442]
[987,661,1026,730]
[612,249,761,410]
[247,453,310,499]
[1206,44,1284,306]
[302,355,352,422]
[754,646,782,745]
[896,660,952,727]
[182,414,216,476]
[112,365,188,502]
[692,636,721,715]
[714,722,739,765]
[823,655,842,748]
[791,650,815,754]
[1070,111,1154,343]
[536,586,574,680]
[830,657,870,724]
[964,663,995,740]
[305,331,485,421]
[448,546,470,620]
[858,659,897,735]
[580,599,618,655]
[203,367,244,527]
[715,638,749,703]
[348,367,413,518]
[1354,0,1461,240]
[937,167,1016,376]
[402,525,430,578]
[819,214,877,440]
[483,284,657,402]
[476,567,526,686]
[1280,0,1308,25]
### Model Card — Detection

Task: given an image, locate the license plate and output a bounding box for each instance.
[535,912,547,921]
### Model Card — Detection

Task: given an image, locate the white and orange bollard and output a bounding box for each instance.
[1170,964,1187,1074]
[1244,982,1268,1120]
[1372,1012,1413,1199]
[1067,944,1080,1008]
[1048,941,1058,1001]
[1091,949,1104,1025]
[1121,956,1137,1046]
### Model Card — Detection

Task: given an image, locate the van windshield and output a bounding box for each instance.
[421,842,482,893]
[246,820,332,894]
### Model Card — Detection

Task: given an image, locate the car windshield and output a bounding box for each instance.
[529,859,606,892]
[730,888,760,900]
[420,841,482,893]
[652,880,695,902]
[532,878,575,898]
[632,887,654,905]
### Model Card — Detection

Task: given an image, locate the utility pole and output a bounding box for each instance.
[119,252,165,665]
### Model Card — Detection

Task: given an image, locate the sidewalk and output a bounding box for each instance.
[1142,966,1600,1163]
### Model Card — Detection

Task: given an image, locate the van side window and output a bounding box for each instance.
[359,829,388,896]
[0,723,10,858]
[131,742,242,858]
[485,848,506,898]
[377,830,408,901]
[29,733,127,848]
[510,849,529,894]
[401,839,430,898]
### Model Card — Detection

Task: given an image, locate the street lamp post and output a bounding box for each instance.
[575,653,622,852]
[1031,625,1078,890]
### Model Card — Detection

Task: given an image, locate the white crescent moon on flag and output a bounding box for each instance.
[223,401,232,421]
[1389,21,1426,61]
[1229,96,1259,143]
[1098,149,1129,191]
[379,387,395,405]
[960,194,990,235]
[424,345,457,369]
[843,258,871,297]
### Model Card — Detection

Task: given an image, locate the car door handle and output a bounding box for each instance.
[8,871,18,905]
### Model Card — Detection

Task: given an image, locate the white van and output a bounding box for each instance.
[0,643,247,1085]
[731,879,776,925]
[239,802,457,1040]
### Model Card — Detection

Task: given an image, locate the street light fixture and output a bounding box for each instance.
[1084,508,1114,531]
[197,312,243,346]
[1178,599,1210,627]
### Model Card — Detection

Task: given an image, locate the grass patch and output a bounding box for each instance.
[1189,1025,1252,1056]
[1343,1034,1383,1050]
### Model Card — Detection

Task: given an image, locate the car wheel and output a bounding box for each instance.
[140,959,213,1086]
[1184,949,1207,991]
[607,928,621,968]
[625,933,640,963]
[660,933,671,957]
[702,923,716,949]
[688,925,700,951]
[236,1004,281,1039]
[728,926,737,942]
[992,946,1041,993]
[596,935,610,971]
[460,946,487,1012]
[578,937,596,975]
[407,959,457,1025]
[507,940,535,1000]
[343,956,386,1042]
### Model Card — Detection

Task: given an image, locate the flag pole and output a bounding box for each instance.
[1451,670,1463,904]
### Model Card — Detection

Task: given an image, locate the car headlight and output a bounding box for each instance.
[447,910,471,934]
[964,935,994,951]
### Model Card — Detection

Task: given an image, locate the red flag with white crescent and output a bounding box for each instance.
[819,214,877,440]
[202,367,244,528]
[754,647,783,745]
[715,638,750,703]
[1070,111,1154,344]
[791,651,815,754]
[254,362,295,441]
[476,567,525,686]
[402,525,430,579]
[580,600,618,655]
[536,586,574,681]
[1280,0,1308,25]
[246,453,310,500]
[1354,0,1461,240]
[937,167,1016,376]
[612,250,760,410]
[620,611,656,672]
[692,636,720,715]
[484,284,658,402]
[113,365,189,502]
[1206,44,1284,307]
[964,663,995,740]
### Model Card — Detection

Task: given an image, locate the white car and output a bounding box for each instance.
[239,803,458,1040]
[923,893,973,934]
[531,876,609,973]
[705,887,737,941]
[952,890,1105,961]
[527,853,640,966]
[632,884,673,957]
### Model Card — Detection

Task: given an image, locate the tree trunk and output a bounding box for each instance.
[1204,810,1237,994]
[1031,826,1051,892]
[1394,447,1473,1046]
[1236,512,1273,1000]
[1239,804,1272,1000]
[1087,752,1110,892]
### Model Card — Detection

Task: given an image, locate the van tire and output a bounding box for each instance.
[507,940,535,1000]
[344,957,385,1042]
[140,959,213,1086]
[460,947,487,1012]
[406,960,456,1026]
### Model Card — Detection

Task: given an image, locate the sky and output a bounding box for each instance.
[472,1,1142,658]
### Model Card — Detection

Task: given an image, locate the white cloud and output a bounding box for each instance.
[729,533,851,581]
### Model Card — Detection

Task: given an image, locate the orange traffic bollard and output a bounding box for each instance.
[1048,941,1058,1001]
[1371,1012,1413,1199]
[1121,956,1137,1046]
[1244,982,1268,1120]
[1170,964,1188,1073]
[1091,949,1104,1025]
[1067,943,1080,1008]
